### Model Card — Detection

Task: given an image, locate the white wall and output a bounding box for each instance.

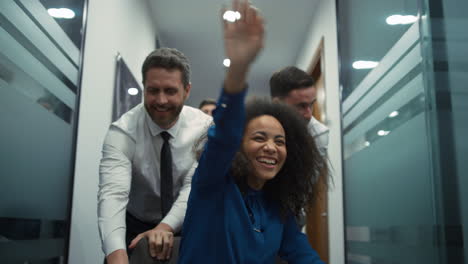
[296,1,345,263]
[68,0,158,263]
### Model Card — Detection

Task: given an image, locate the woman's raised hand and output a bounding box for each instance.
[223,0,264,69]
[222,0,265,94]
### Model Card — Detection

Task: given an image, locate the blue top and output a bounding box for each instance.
[178,88,324,264]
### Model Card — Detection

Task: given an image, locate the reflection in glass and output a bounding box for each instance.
[40,0,84,49]
[338,0,418,100]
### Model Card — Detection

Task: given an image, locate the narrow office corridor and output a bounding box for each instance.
[0,0,466,263]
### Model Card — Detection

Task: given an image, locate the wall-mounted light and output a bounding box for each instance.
[127,87,139,96]
[389,111,399,118]
[223,10,241,22]
[352,60,378,70]
[223,58,231,67]
[386,15,417,25]
[47,8,75,19]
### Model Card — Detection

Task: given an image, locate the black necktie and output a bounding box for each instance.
[160,131,173,217]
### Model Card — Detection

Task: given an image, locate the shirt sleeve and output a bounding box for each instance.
[308,117,329,157]
[278,215,325,264]
[191,87,247,188]
[98,126,134,256]
[160,161,196,232]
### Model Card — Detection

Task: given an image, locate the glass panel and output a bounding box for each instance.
[337,0,445,263]
[0,0,85,262]
[421,0,467,261]
[446,3,468,260]
[339,0,467,262]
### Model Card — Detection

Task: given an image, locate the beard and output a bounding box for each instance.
[145,103,184,129]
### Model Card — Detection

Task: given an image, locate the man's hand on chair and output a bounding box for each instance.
[129,223,174,260]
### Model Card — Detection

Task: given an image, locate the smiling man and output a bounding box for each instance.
[98,48,212,264]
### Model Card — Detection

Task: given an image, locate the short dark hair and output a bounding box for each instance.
[141,48,191,86]
[231,98,328,218]
[199,98,217,109]
[269,66,315,98]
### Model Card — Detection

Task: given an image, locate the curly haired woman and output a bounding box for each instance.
[178,0,327,263]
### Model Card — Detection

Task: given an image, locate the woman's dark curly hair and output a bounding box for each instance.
[231,98,328,218]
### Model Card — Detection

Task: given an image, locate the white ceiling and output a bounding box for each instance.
[149,0,320,107]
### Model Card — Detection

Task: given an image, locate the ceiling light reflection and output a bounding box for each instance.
[389,111,399,118]
[352,60,379,69]
[386,15,417,25]
[223,58,231,67]
[48,8,75,19]
[377,130,390,136]
[223,10,241,22]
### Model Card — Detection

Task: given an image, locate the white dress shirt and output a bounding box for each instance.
[308,116,329,156]
[298,116,330,232]
[98,103,212,256]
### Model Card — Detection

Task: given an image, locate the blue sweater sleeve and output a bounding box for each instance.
[279,215,325,264]
[191,87,247,188]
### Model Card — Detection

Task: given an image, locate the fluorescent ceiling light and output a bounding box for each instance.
[377,130,390,136]
[386,15,417,25]
[389,111,399,118]
[223,10,241,22]
[223,58,231,67]
[48,8,75,19]
[127,87,139,95]
[352,60,378,70]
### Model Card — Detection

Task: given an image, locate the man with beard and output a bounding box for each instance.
[98,48,212,264]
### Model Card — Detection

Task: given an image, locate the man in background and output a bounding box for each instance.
[270,66,329,156]
[198,98,217,116]
[270,66,330,263]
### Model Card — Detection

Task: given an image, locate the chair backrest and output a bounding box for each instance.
[129,236,181,264]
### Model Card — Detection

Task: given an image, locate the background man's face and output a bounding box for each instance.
[281,85,317,122]
[144,67,190,129]
[200,104,216,116]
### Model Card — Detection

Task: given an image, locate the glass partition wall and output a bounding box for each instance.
[0,0,86,262]
[337,0,466,263]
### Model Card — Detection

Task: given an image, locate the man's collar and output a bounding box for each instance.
[144,107,184,138]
